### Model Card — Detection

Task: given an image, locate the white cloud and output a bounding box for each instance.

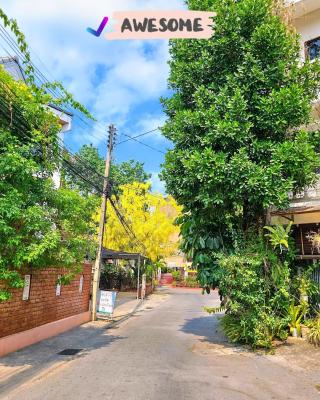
[1,0,186,147]
[150,172,166,194]
[135,113,167,141]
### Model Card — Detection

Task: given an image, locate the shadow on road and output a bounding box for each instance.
[180,314,230,345]
[0,323,125,396]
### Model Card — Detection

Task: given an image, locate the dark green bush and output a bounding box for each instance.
[218,240,291,348]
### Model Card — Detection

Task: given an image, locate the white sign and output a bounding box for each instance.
[22,275,31,301]
[141,274,146,300]
[97,290,117,316]
[79,275,84,293]
[56,275,61,296]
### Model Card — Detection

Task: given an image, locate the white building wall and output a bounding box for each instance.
[49,108,72,189]
[293,7,320,60]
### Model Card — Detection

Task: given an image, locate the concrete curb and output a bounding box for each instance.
[102,298,144,329]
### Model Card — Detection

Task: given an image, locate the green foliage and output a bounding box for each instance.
[0,36,97,300]
[172,274,199,287]
[171,270,182,281]
[111,161,151,195]
[204,305,226,314]
[216,239,290,348]
[185,275,199,287]
[307,316,320,347]
[287,303,305,336]
[100,262,135,290]
[62,143,150,196]
[0,122,98,298]
[63,144,105,196]
[161,0,320,290]
[264,223,292,252]
[161,0,320,347]
[144,262,159,281]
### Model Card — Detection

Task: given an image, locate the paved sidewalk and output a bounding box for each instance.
[0,290,151,397]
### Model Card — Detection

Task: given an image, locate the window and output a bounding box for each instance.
[305,36,320,61]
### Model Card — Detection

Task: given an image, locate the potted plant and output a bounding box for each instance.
[307,316,320,346]
[288,303,305,337]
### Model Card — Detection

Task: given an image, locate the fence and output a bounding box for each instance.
[0,263,92,339]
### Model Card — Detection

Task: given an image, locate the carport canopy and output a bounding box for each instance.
[101,248,148,262]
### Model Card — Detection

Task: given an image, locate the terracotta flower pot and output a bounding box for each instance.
[301,325,310,340]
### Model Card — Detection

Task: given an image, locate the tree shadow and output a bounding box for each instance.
[180,314,230,345]
[0,322,125,396]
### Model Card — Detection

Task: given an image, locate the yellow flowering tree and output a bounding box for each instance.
[103,182,181,262]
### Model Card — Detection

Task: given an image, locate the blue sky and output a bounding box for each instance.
[1,0,186,193]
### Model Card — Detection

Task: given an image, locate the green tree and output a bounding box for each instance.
[63,144,150,196]
[161,0,320,346]
[62,144,105,196]
[162,0,320,286]
[110,160,151,195]
[0,9,98,300]
[0,67,98,300]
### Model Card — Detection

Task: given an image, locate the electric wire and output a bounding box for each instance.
[0,24,166,155]
[116,127,161,145]
[0,24,109,144]
[0,86,146,247]
[0,81,105,194]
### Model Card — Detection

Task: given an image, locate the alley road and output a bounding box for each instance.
[2,288,320,400]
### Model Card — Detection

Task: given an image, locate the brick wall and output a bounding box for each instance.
[0,264,92,338]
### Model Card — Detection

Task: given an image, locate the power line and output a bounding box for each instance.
[121,133,166,155]
[0,24,168,156]
[0,37,111,186]
[109,197,146,252]
[0,84,148,256]
[116,127,161,145]
[0,80,106,195]
[0,24,108,144]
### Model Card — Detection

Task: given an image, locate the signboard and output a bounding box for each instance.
[141,274,146,300]
[79,275,84,293]
[56,275,61,296]
[97,290,117,316]
[22,275,31,301]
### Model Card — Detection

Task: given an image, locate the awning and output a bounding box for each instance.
[101,248,148,262]
[271,205,320,217]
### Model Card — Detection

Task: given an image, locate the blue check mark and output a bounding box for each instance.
[87,17,109,37]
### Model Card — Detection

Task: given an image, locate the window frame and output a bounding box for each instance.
[305,36,320,61]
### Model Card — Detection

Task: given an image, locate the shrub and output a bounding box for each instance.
[307,316,320,347]
[172,270,182,281]
[185,276,199,288]
[217,240,291,348]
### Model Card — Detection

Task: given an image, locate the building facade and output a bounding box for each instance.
[0,55,72,188]
[270,1,320,263]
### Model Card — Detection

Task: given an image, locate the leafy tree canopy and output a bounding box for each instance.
[161,0,320,348]
[161,0,320,287]
[63,144,151,196]
[102,182,181,262]
[0,50,97,301]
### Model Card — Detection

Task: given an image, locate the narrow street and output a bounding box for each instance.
[1,288,319,400]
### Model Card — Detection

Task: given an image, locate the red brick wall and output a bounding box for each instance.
[0,264,92,338]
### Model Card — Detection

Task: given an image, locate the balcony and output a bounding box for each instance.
[289,0,320,19]
[270,180,320,226]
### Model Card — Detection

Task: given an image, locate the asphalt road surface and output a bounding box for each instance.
[2,288,320,400]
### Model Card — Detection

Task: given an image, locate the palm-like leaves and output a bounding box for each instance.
[264,222,292,252]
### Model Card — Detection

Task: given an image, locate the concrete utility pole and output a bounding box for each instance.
[136,254,141,300]
[91,124,116,321]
